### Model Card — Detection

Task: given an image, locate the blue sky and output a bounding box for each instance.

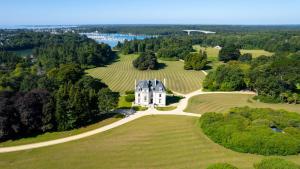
[1,0,300,25]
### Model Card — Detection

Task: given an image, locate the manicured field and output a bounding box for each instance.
[193,45,273,58]
[87,54,206,94]
[240,49,274,58]
[185,93,300,114]
[1,116,299,169]
[0,116,122,147]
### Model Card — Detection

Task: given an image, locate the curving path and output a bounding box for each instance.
[0,90,256,153]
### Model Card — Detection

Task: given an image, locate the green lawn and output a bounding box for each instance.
[240,49,274,58]
[193,45,273,58]
[156,106,177,111]
[86,53,206,94]
[0,116,122,147]
[118,95,132,108]
[185,93,300,114]
[1,115,299,169]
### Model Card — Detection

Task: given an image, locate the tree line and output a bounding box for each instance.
[204,45,300,103]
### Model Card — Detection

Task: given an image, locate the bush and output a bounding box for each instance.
[219,44,241,62]
[125,94,135,102]
[200,107,300,155]
[184,50,208,70]
[239,53,252,62]
[132,51,158,70]
[207,163,238,169]
[125,90,134,95]
[254,158,300,169]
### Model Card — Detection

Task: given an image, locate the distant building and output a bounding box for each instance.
[214,45,222,50]
[135,79,166,107]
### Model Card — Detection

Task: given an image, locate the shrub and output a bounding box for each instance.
[239,53,252,62]
[254,158,300,169]
[125,94,135,102]
[125,90,134,95]
[184,50,208,70]
[200,107,300,155]
[207,163,238,169]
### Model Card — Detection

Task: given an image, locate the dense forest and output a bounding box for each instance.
[0,32,118,141]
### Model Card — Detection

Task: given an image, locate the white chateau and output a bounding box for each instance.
[135,79,166,107]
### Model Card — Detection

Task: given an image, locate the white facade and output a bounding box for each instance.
[135,79,166,107]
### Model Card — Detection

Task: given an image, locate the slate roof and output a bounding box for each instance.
[136,80,166,92]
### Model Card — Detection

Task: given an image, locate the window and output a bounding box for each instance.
[159,99,161,103]
[144,96,147,102]
[138,93,140,97]
[159,94,162,97]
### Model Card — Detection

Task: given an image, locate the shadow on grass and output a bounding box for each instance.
[2,113,118,142]
[155,62,167,70]
[167,95,185,105]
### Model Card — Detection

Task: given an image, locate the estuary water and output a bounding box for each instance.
[80,32,155,47]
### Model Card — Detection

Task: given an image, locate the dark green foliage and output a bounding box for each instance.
[76,76,107,92]
[0,51,21,72]
[0,91,20,140]
[36,41,114,70]
[249,53,300,103]
[184,50,207,70]
[203,64,246,91]
[219,44,241,62]
[47,64,84,84]
[239,53,252,62]
[254,158,300,169]
[132,52,158,70]
[54,81,118,131]
[125,90,134,95]
[120,36,194,60]
[0,89,54,140]
[98,88,119,113]
[16,89,54,134]
[207,163,238,169]
[200,107,300,155]
[125,94,135,102]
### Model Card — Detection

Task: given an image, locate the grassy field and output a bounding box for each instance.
[193,45,273,58]
[240,49,274,58]
[155,106,177,111]
[86,54,206,94]
[192,45,273,71]
[0,116,122,147]
[118,95,132,108]
[1,115,299,169]
[185,93,300,114]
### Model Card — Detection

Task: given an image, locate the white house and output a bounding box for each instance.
[135,79,166,107]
